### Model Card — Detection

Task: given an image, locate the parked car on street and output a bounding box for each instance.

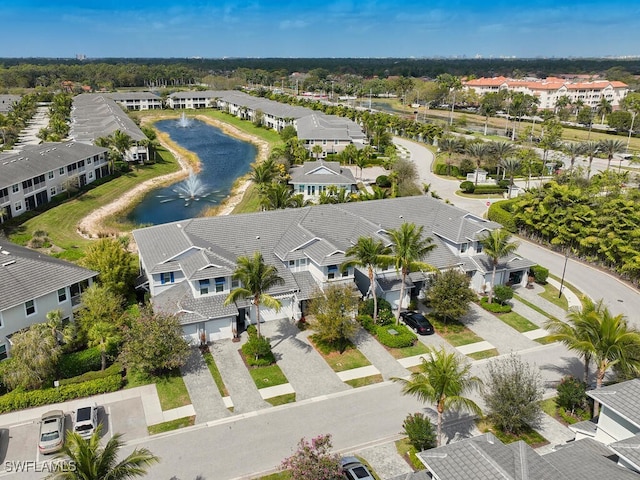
[73,403,99,439]
[341,456,375,480]
[38,410,65,454]
[400,311,435,335]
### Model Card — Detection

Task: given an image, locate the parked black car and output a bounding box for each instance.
[400,311,435,335]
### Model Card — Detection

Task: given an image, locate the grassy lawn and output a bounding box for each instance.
[265,393,296,407]
[395,437,425,471]
[428,315,484,346]
[540,397,591,426]
[255,472,291,480]
[535,335,557,345]
[126,369,191,411]
[7,149,180,257]
[467,348,499,361]
[248,364,288,389]
[538,283,569,311]
[309,336,371,372]
[147,416,195,435]
[513,294,559,321]
[496,311,539,333]
[232,182,262,214]
[476,418,548,448]
[345,374,384,388]
[203,351,229,397]
[385,341,431,359]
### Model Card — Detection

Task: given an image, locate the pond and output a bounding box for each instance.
[127,118,255,225]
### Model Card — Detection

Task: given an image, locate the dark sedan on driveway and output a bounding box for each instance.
[400,311,435,335]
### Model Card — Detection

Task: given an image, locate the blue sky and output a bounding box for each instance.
[2,0,639,58]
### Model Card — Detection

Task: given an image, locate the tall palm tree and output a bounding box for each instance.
[499,157,521,198]
[563,142,584,174]
[489,142,516,179]
[259,183,306,210]
[596,97,613,125]
[466,143,489,186]
[582,141,600,179]
[111,130,133,165]
[88,321,120,371]
[383,223,436,324]
[48,426,159,480]
[479,229,520,303]
[598,139,626,171]
[250,158,277,189]
[392,346,482,446]
[341,237,391,323]
[224,251,285,338]
[437,137,463,177]
[543,298,605,383]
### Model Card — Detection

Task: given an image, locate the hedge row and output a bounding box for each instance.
[58,344,118,379]
[480,297,512,313]
[375,323,417,348]
[488,199,518,232]
[59,363,122,386]
[434,163,464,177]
[0,374,124,414]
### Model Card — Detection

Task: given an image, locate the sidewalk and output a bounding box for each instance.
[351,327,410,380]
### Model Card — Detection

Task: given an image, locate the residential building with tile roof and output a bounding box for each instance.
[289,160,357,201]
[132,196,534,343]
[105,92,163,111]
[0,238,97,359]
[464,76,629,111]
[0,141,109,223]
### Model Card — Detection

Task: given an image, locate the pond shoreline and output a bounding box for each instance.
[77,113,269,238]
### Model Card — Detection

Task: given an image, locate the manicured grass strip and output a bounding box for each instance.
[309,336,371,372]
[467,348,499,361]
[386,341,430,359]
[147,416,195,435]
[345,374,384,388]
[203,351,229,397]
[513,295,558,320]
[540,397,591,426]
[396,438,425,471]
[231,182,262,214]
[249,364,288,389]
[497,311,539,333]
[154,370,191,411]
[538,282,569,311]
[257,471,292,480]
[535,335,557,345]
[428,315,484,346]
[265,393,296,407]
[476,418,548,448]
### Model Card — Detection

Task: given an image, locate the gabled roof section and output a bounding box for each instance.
[0,239,97,312]
[609,433,640,472]
[289,160,356,185]
[132,220,195,274]
[587,378,640,428]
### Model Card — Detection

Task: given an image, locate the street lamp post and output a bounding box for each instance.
[627,111,637,153]
[558,251,569,299]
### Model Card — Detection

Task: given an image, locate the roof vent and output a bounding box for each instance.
[1,260,15,267]
[256,235,260,240]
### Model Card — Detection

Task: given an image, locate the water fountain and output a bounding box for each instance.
[177,112,192,128]
[157,172,223,207]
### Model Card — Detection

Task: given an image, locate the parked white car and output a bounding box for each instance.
[73,404,98,439]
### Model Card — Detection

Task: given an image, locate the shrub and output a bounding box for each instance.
[488,200,517,232]
[58,344,118,379]
[359,297,392,317]
[497,179,510,189]
[0,375,123,414]
[59,363,122,386]
[377,309,395,326]
[472,186,506,194]
[375,323,417,348]
[376,175,391,188]
[556,376,588,414]
[357,315,375,334]
[530,265,549,284]
[460,181,475,193]
[403,413,437,451]
[435,164,461,177]
[246,324,258,338]
[242,335,275,366]
[493,285,513,305]
[480,296,512,313]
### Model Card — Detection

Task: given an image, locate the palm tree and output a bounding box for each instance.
[596,97,613,125]
[250,158,277,189]
[582,141,600,179]
[111,130,133,166]
[48,425,158,480]
[544,298,604,383]
[563,142,584,174]
[490,142,516,179]
[437,137,463,177]
[259,183,306,210]
[224,251,285,338]
[392,346,482,446]
[341,237,391,323]
[88,321,120,371]
[383,223,436,324]
[311,144,323,160]
[466,143,489,186]
[479,229,520,303]
[598,139,626,171]
[499,157,521,198]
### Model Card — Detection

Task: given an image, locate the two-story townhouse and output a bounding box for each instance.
[295,113,367,157]
[166,91,225,110]
[289,160,357,201]
[132,196,534,342]
[106,92,163,111]
[0,142,108,222]
[0,239,97,358]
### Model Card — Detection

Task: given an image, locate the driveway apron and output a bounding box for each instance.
[350,327,410,380]
[262,320,349,400]
[180,347,231,423]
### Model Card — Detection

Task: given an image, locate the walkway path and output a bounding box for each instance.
[209,337,270,414]
[180,347,230,423]
[262,320,349,400]
[351,327,410,380]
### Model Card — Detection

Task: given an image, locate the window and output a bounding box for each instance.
[59,167,65,175]
[215,277,225,293]
[87,157,92,164]
[476,242,483,253]
[48,171,54,180]
[199,279,210,295]
[300,258,306,266]
[58,288,67,303]
[161,272,174,285]
[88,172,93,179]
[0,345,6,361]
[289,260,295,267]
[327,265,338,280]
[50,187,56,196]
[14,202,22,212]
[12,184,19,193]
[25,300,36,316]
[460,243,468,253]
[231,279,239,289]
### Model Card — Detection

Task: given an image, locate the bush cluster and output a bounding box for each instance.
[472,185,507,195]
[58,344,118,379]
[493,284,514,305]
[487,200,517,232]
[460,181,475,193]
[59,363,122,386]
[375,175,391,188]
[556,376,588,414]
[530,265,549,284]
[403,413,437,451]
[0,375,123,414]
[480,296,512,313]
[375,323,417,348]
[435,164,462,177]
[242,328,275,367]
[359,297,392,318]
